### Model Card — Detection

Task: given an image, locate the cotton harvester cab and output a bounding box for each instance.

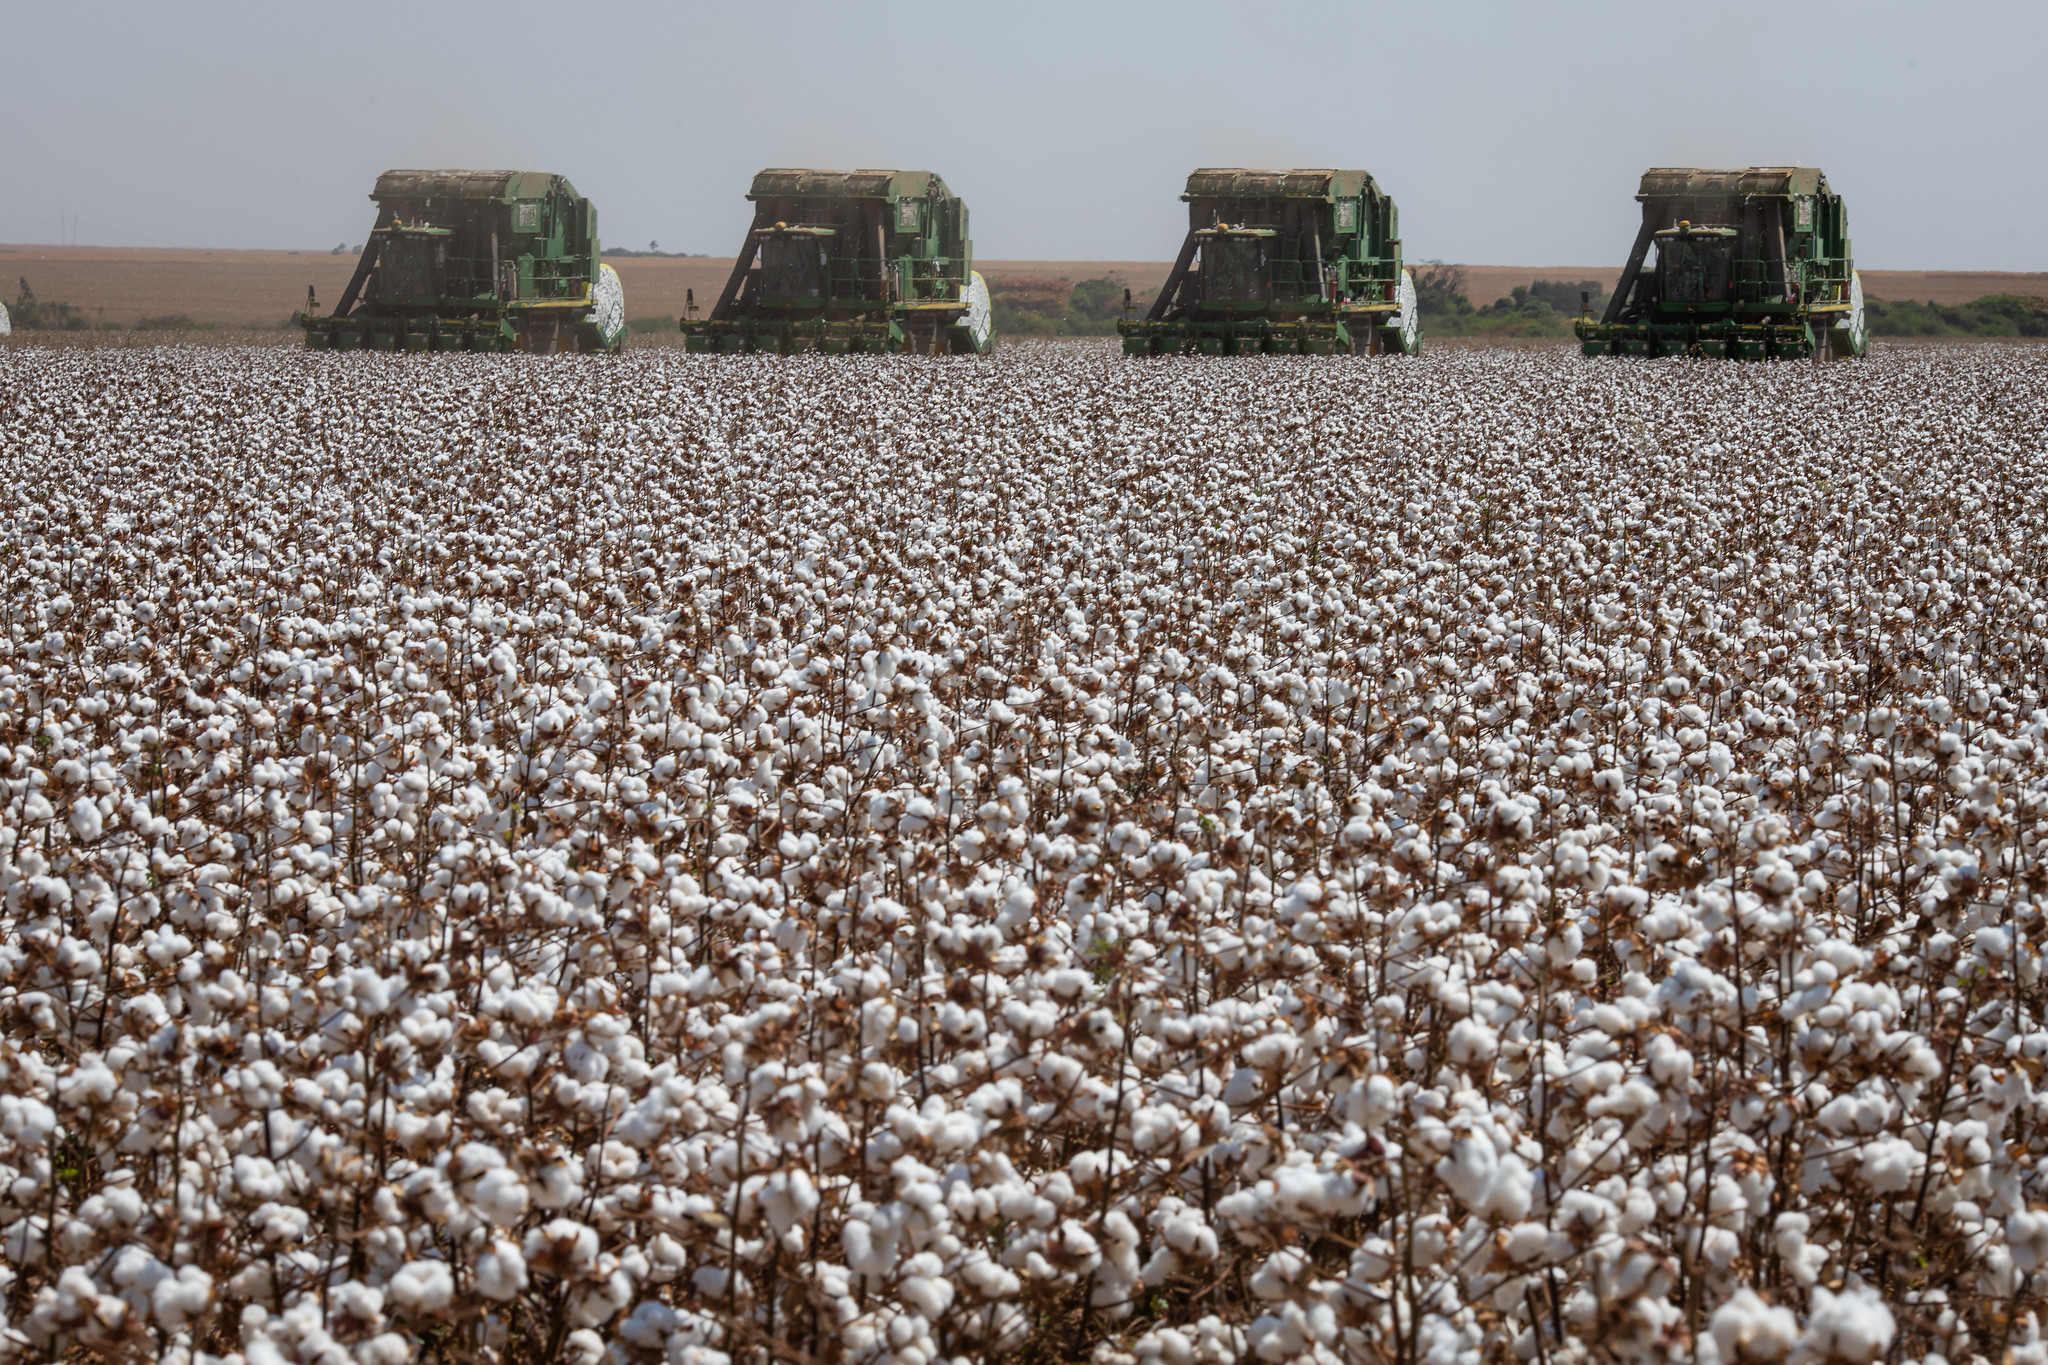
[1576,167,1866,360]
[682,169,994,355]
[1120,169,1417,357]
[303,170,625,354]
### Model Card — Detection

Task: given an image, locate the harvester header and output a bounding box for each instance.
[1120,168,1418,357]
[303,169,624,354]
[1577,166,1865,360]
[682,167,994,356]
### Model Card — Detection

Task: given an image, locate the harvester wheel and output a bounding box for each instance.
[1394,269,1421,355]
[584,263,627,354]
[950,271,995,355]
[1826,271,1867,360]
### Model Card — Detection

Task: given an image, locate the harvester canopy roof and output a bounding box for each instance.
[1182,169,1380,201]
[747,169,950,202]
[372,170,577,203]
[1636,167,1828,200]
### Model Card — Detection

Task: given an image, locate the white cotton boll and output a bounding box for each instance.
[525,1219,600,1277]
[1247,1248,1308,1301]
[563,1328,605,1365]
[2007,1314,2047,1365]
[331,1280,384,1330]
[1794,1284,1895,1365]
[900,1272,954,1318]
[1856,1137,1918,1194]
[68,795,103,842]
[2008,1208,2048,1274]
[843,1217,900,1276]
[1483,1154,1533,1221]
[1222,1068,1267,1108]
[1436,1134,1500,1212]
[476,1239,528,1300]
[646,1232,689,1284]
[3,1096,60,1146]
[858,1061,899,1101]
[470,1167,530,1226]
[1448,1017,1498,1065]
[1352,1237,1397,1282]
[619,1300,680,1348]
[1241,1032,1297,1072]
[533,1157,585,1210]
[1772,1212,1829,1288]
[761,1168,820,1236]
[1710,1287,1798,1362]
[1135,1327,1195,1365]
[355,1334,412,1365]
[56,1063,117,1108]
[1354,1074,1398,1131]
[150,1265,213,1328]
[56,1263,103,1315]
[1504,1222,1550,1264]
[386,1260,455,1314]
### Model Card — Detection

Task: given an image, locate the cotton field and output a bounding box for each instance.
[2,342,2046,1365]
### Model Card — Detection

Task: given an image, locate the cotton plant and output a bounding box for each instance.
[0,342,2043,1364]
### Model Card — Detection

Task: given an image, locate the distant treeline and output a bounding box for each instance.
[1864,295,2048,337]
[987,276,1128,337]
[1413,265,1608,337]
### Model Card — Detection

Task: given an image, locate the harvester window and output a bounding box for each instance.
[516,202,539,231]
[380,231,448,302]
[1656,231,1736,306]
[897,199,920,232]
[761,237,830,301]
[1201,236,1273,305]
[1336,200,1357,232]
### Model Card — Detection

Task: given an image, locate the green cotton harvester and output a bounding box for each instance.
[303,170,625,353]
[682,169,994,355]
[1120,168,1418,357]
[1576,167,1866,360]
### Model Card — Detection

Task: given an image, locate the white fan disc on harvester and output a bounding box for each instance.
[1843,271,1865,349]
[960,271,992,350]
[1397,270,1418,351]
[590,264,626,349]
[0,301,10,337]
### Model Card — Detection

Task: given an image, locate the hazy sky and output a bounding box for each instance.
[3,0,2042,270]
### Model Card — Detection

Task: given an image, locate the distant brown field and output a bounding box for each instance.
[2,244,2037,329]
